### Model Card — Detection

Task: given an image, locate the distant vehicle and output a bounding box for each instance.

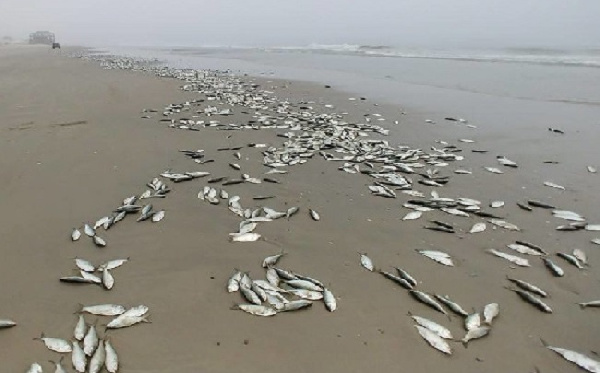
[29,31,55,45]
[52,43,61,49]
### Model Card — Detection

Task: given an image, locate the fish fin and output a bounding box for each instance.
[142,316,152,324]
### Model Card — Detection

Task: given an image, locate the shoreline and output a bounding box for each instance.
[0,44,598,372]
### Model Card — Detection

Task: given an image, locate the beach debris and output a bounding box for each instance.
[542,341,600,373]
[417,250,454,266]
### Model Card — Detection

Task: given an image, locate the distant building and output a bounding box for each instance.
[29,31,55,45]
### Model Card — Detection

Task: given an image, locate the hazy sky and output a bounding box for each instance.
[1,0,598,48]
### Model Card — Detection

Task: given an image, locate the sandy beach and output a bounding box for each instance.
[1,44,599,372]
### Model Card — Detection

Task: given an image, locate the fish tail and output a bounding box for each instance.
[230,304,241,311]
[539,338,549,347]
[578,303,586,309]
[462,340,469,348]
[74,303,84,314]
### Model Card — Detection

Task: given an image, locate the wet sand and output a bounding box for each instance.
[0,45,598,372]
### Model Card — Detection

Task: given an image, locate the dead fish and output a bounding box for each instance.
[72,228,81,241]
[104,339,118,373]
[544,181,565,190]
[93,235,107,247]
[403,211,423,221]
[410,290,448,317]
[487,249,530,267]
[262,252,286,268]
[434,295,469,317]
[469,222,486,233]
[542,258,564,277]
[266,268,280,286]
[102,269,115,290]
[578,300,600,309]
[27,363,43,373]
[98,258,129,272]
[497,155,518,168]
[528,200,555,209]
[573,249,587,265]
[253,195,275,200]
[506,243,544,256]
[74,258,95,272]
[488,219,520,231]
[74,315,86,341]
[592,238,600,245]
[84,224,95,237]
[557,253,583,269]
[414,325,452,355]
[49,357,67,373]
[506,277,548,297]
[509,288,553,313]
[286,279,323,292]
[410,313,453,339]
[60,276,96,284]
[231,304,277,316]
[88,337,105,373]
[152,210,165,222]
[586,224,600,231]
[264,177,280,184]
[359,253,374,271]
[121,305,149,318]
[395,267,418,288]
[490,201,504,208]
[72,340,86,372]
[515,240,548,255]
[229,163,241,170]
[380,270,413,290]
[0,319,17,328]
[208,176,226,183]
[461,326,491,347]
[286,206,300,218]
[465,312,481,331]
[223,179,244,185]
[323,288,337,312]
[484,167,503,174]
[288,289,323,300]
[417,250,454,266]
[483,303,499,325]
[106,314,150,329]
[79,304,125,316]
[276,300,313,312]
[454,169,472,175]
[229,232,261,242]
[80,271,102,285]
[309,209,321,221]
[83,323,98,356]
[425,225,455,233]
[587,166,597,173]
[542,340,600,373]
[517,202,533,211]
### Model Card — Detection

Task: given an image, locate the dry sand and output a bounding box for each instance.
[0,44,598,372]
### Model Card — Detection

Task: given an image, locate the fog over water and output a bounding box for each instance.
[1,0,599,49]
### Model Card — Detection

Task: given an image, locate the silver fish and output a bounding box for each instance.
[542,258,564,277]
[544,181,565,190]
[262,252,286,268]
[323,288,337,312]
[80,271,102,285]
[483,303,499,325]
[579,300,600,309]
[83,323,98,356]
[288,289,323,300]
[417,250,454,266]
[240,284,262,305]
[490,201,504,208]
[506,243,543,256]
[106,314,150,329]
[557,253,583,269]
[506,277,548,298]
[434,295,469,317]
[286,279,323,292]
[395,267,418,288]
[60,276,95,284]
[461,326,491,347]
[359,253,374,271]
[266,268,280,286]
[403,211,423,221]
[380,270,413,290]
[414,325,452,355]
[309,209,321,221]
[572,249,587,265]
[231,304,277,316]
[152,210,165,222]
[286,206,300,218]
[35,333,72,353]
[72,228,81,241]
[122,305,149,318]
[227,270,242,293]
[510,289,553,313]
[74,315,86,341]
[465,312,481,331]
[102,268,115,290]
[543,341,600,373]
[88,338,105,373]
[469,222,486,233]
[104,339,119,373]
[84,224,95,237]
[276,300,313,312]
[27,363,43,373]
[410,290,448,317]
[410,314,453,339]
[488,219,520,231]
[229,232,261,242]
[80,304,125,316]
[98,258,129,272]
[487,249,530,267]
[71,341,86,372]
[0,319,17,328]
[75,258,95,272]
[93,235,107,247]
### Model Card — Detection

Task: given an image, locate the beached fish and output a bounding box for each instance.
[276,300,313,312]
[469,222,486,233]
[286,279,323,292]
[27,363,43,373]
[394,267,418,288]
[528,200,555,209]
[403,211,423,221]
[80,304,125,316]
[34,333,72,353]
[573,249,587,265]
[461,326,491,347]
[49,357,67,373]
[102,269,115,290]
[80,271,102,284]
[104,339,118,373]
[74,258,95,272]
[454,169,472,175]
[578,300,600,309]
[543,341,600,373]
[93,235,107,247]
[323,288,337,312]
[288,289,323,300]
[84,224,95,237]
[488,219,520,231]
[106,314,150,329]
[410,314,453,339]
[59,276,95,284]
[410,290,448,317]
[483,303,499,325]
[465,312,481,331]
[506,277,548,297]
[121,305,149,318]
[515,240,548,255]
[227,270,242,293]
[152,210,165,222]
[262,252,286,268]
[73,315,86,341]
[0,319,17,328]
[484,167,503,174]
[497,155,518,167]
[72,340,86,372]
[434,295,469,317]
[88,338,105,373]
[510,288,553,313]
[506,243,544,256]
[83,323,98,356]
[542,258,564,277]
[72,228,81,241]
[98,258,129,272]
[359,253,374,271]
[544,181,565,190]
[553,210,585,222]
[586,224,600,231]
[232,304,277,316]
[490,201,504,208]
[414,325,452,355]
[487,249,530,267]
[286,206,300,218]
[380,270,413,290]
[309,209,320,221]
[229,232,261,242]
[417,250,454,266]
[557,253,583,269]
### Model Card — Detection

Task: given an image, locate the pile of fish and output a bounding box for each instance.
[26,303,148,372]
[60,257,129,290]
[228,253,336,315]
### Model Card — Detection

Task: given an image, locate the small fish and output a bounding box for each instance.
[286,206,300,218]
[84,224,95,237]
[93,235,107,247]
[506,243,544,256]
[49,357,67,373]
[528,200,555,209]
[578,300,600,309]
[542,340,600,373]
[0,319,17,328]
[72,341,86,372]
[98,258,129,272]
[484,167,503,174]
[573,249,587,265]
[106,314,150,329]
[417,250,454,266]
[229,163,241,170]
[542,258,565,277]
[403,211,423,221]
[434,295,469,317]
[262,252,286,268]
[544,181,565,190]
[509,288,553,313]
[410,313,453,339]
[359,253,374,271]
[461,326,491,347]
[515,240,548,255]
[309,209,321,221]
[80,271,102,284]
[229,232,261,242]
[74,315,86,341]
[152,210,165,222]
[88,338,105,373]
[79,304,125,316]
[395,267,418,288]
[74,258,95,272]
[414,325,452,355]
[380,270,413,290]
[27,363,43,373]
[60,276,95,284]
[465,312,481,331]
[286,279,323,292]
[34,333,72,353]
[586,224,600,231]
[288,289,323,300]
[506,277,548,297]
[72,228,81,241]
[588,166,597,173]
[557,252,583,269]
[121,305,149,318]
[104,339,119,373]
[227,270,242,293]
[410,290,448,317]
[483,303,499,325]
[83,323,98,356]
[102,269,115,290]
[231,304,277,316]
[276,300,313,312]
[469,222,486,233]
[517,202,533,211]
[454,169,472,175]
[323,288,337,312]
[488,219,520,231]
[487,249,530,267]
[264,177,280,184]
